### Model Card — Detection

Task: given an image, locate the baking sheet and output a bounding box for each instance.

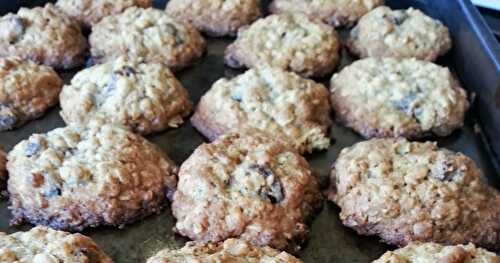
[0,0,499,262]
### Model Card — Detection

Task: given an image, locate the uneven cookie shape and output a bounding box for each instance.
[348,6,451,61]
[0,57,62,131]
[225,14,340,78]
[330,58,468,139]
[147,239,302,263]
[329,138,500,251]
[0,226,112,262]
[191,67,331,154]
[56,0,152,28]
[0,148,5,193]
[0,4,87,69]
[172,131,322,252]
[270,0,384,27]
[166,0,261,37]
[373,242,500,263]
[90,7,205,71]
[60,56,192,135]
[7,124,178,231]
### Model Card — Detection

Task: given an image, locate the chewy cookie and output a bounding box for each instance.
[166,0,261,37]
[330,57,468,139]
[191,66,331,154]
[60,56,192,135]
[147,239,302,263]
[90,7,205,71]
[329,138,500,251]
[0,4,87,69]
[374,242,500,263]
[225,14,340,78]
[348,6,452,61]
[7,123,178,231]
[172,131,322,252]
[270,0,384,27]
[0,226,112,262]
[56,0,152,28]
[0,57,63,131]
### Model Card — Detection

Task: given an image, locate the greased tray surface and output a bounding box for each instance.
[1,1,499,262]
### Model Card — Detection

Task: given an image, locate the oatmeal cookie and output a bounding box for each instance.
[330,57,468,139]
[0,226,112,262]
[374,242,500,263]
[172,131,322,252]
[0,57,62,131]
[225,14,340,78]
[90,7,205,71]
[56,0,152,28]
[166,0,261,37]
[269,0,384,27]
[147,238,302,263]
[7,123,178,231]
[329,138,500,251]
[0,4,87,69]
[191,66,331,154]
[60,56,192,135]
[347,6,452,61]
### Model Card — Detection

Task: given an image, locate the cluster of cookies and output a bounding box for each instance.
[0,0,498,262]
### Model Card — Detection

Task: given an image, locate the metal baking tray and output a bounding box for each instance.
[1,0,499,262]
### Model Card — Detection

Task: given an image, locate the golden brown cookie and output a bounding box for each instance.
[166,0,261,37]
[172,131,322,252]
[90,7,205,71]
[329,138,500,251]
[7,123,178,231]
[0,4,87,69]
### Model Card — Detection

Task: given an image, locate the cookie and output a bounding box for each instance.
[90,7,205,71]
[373,242,500,263]
[172,131,322,252]
[56,0,152,28]
[225,14,340,78]
[269,0,384,27]
[0,57,63,131]
[330,57,468,139]
[147,238,302,263]
[165,0,261,37]
[347,6,452,61]
[0,4,87,69]
[329,138,500,251]
[191,66,331,154]
[7,123,178,231]
[0,148,6,193]
[0,226,112,262]
[60,56,192,135]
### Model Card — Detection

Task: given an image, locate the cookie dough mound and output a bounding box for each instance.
[60,56,192,135]
[330,57,468,139]
[348,6,451,61]
[147,238,302,263]
[0,226,112,262]
[270,0,384,27]
[0,57,62,131]
[329,138,500,251]
[56,0,152,28]
[191,66,331,154]
[166,0,261,37]
[90,7,205,71]
[374,242,500,263]
[7,123,178,231]
[0,4,87,69]
[172,131,322,252]
[225,14,340,78]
